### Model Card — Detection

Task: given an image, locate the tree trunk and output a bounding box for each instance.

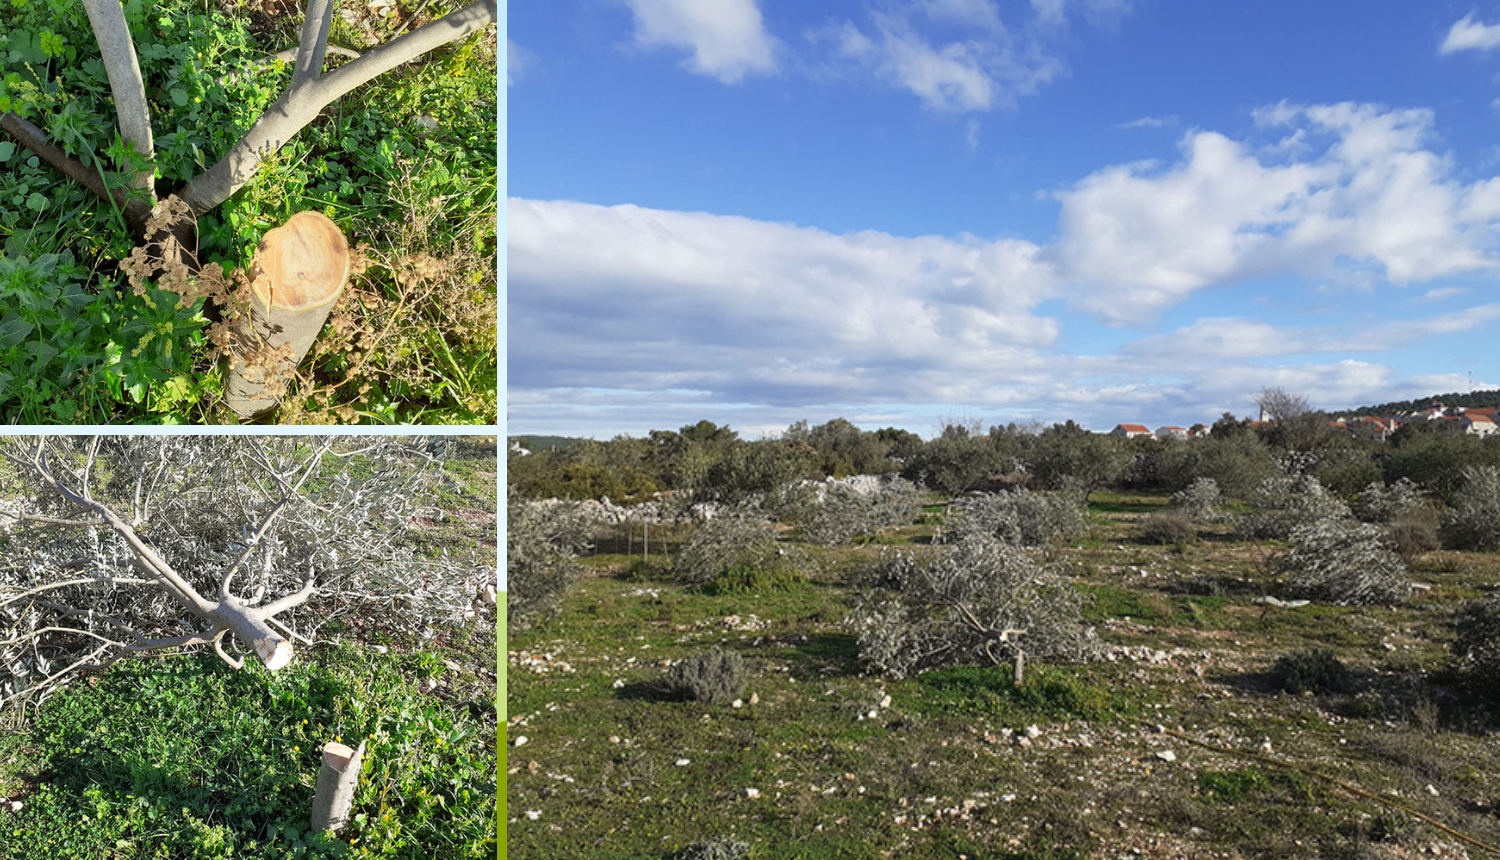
[310,739,366,833]
[80,0,154,195]
[225,211,350,419]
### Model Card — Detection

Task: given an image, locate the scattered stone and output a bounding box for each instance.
[512,735,528,747]
[1156,750,1177,762]
[675,758,691,767]
[745,788,760,798]
[879,694,892,709]
[732,699,744,708]
[1025,725,1041,739]
[749,693,759,705]
[524,810,541,821]
[612,679,625,689]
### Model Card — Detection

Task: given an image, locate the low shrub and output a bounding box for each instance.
[1440,465,1500,550]
[944,490,1087,547]
[506,491,593,631]
[795,479,923,546]
[678,837,752,860]
[1239,474,1351,540]
[1170,477,1223,522]
[1271,648,1351,694]
[1278,518,1412,606]
[672,509,804,589]
[663,649,748,705]
[1140,512,1196,545]
[698,564,804,596]
[846,535,1098,679]
[1382,505,1441,564]
[1355,478,1425,524]
[1451,592,1500,693]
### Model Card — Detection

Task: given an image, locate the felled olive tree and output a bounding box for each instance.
[847,535,1098,679]
[0,435,481,709]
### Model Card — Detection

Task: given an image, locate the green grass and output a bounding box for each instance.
[0,0,496,424]
[0,641,495,860]
[510,488,1500,858]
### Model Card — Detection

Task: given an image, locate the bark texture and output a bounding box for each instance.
[310,740,366,833]
[80,0,155,194]
[225,211,350,419]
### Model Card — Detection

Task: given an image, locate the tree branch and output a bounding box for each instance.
[0,113,154,232]
[178,0,496,214]
[80,0,155,195]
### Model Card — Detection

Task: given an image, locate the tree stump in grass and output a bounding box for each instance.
[225,211,349,419]
[310,739,366,833]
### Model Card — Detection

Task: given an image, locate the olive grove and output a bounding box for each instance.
[0,435,483,710]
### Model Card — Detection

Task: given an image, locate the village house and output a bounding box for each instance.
[1110,424,1152,439]
[1154,426,1189,441]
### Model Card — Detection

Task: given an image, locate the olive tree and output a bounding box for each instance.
[1,0,497,232]
[846,535,1097,679]
[0,435,482,709]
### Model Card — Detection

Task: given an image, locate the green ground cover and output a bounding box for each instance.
[0,439,500,858]
[0,0,497,424]
[508,490,1500,858]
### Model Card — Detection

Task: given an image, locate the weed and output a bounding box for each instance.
[1271,648,1352,694]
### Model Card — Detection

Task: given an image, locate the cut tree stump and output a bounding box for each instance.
[310,739,366,833]
[225,210,349,419]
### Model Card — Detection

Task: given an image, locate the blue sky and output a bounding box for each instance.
[508,0,1500,439]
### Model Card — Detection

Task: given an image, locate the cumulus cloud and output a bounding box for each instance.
[508,198,1058,408]
[1440,13,1500,54]
[1056,102,1500,323]
[624,0,777,84]
[810,0,1124,113]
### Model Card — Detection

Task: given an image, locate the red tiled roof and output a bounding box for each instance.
[1117,424,1149,433]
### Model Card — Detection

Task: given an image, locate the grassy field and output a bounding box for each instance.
[507,491,1500,859]
[0,439,500,859]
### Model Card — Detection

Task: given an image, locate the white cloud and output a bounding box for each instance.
[508,199,1059,407]
[1116,115,1177,129]
[1056,102,1500,323]
[624,0,777,84]
[507,38,528,86]
[1440,13,1500,54]
[1420,286,1470,301]
[811,0,1124,113]
[921,0,1006,32]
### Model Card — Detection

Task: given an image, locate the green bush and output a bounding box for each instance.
[1451,592,1500,693]
[1140,512,1197,545]
[1440,465,1500,550]
[506,491,593,631]
[1271,648,1351,694]
[663,649,749,705]
[672,509,804,590]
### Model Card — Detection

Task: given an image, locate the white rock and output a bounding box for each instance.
[608,735,621,744]
[745,788,760,798]
[425,678,438,692]
[612,679,625,689]
[732,699,744,708]
[879,695,892,709]
[1156,750,1177,762]
[675,758,691,767]
[1427,784,1439,796]
[867,709,879,719]
[512,735,528,747]
[1025,725,1041,739]
[5,800,20,813]
[749,693,759,705]
[524,810,541,821]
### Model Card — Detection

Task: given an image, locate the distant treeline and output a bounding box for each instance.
[1336,388,1500,418]
[508,415,1500,505]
